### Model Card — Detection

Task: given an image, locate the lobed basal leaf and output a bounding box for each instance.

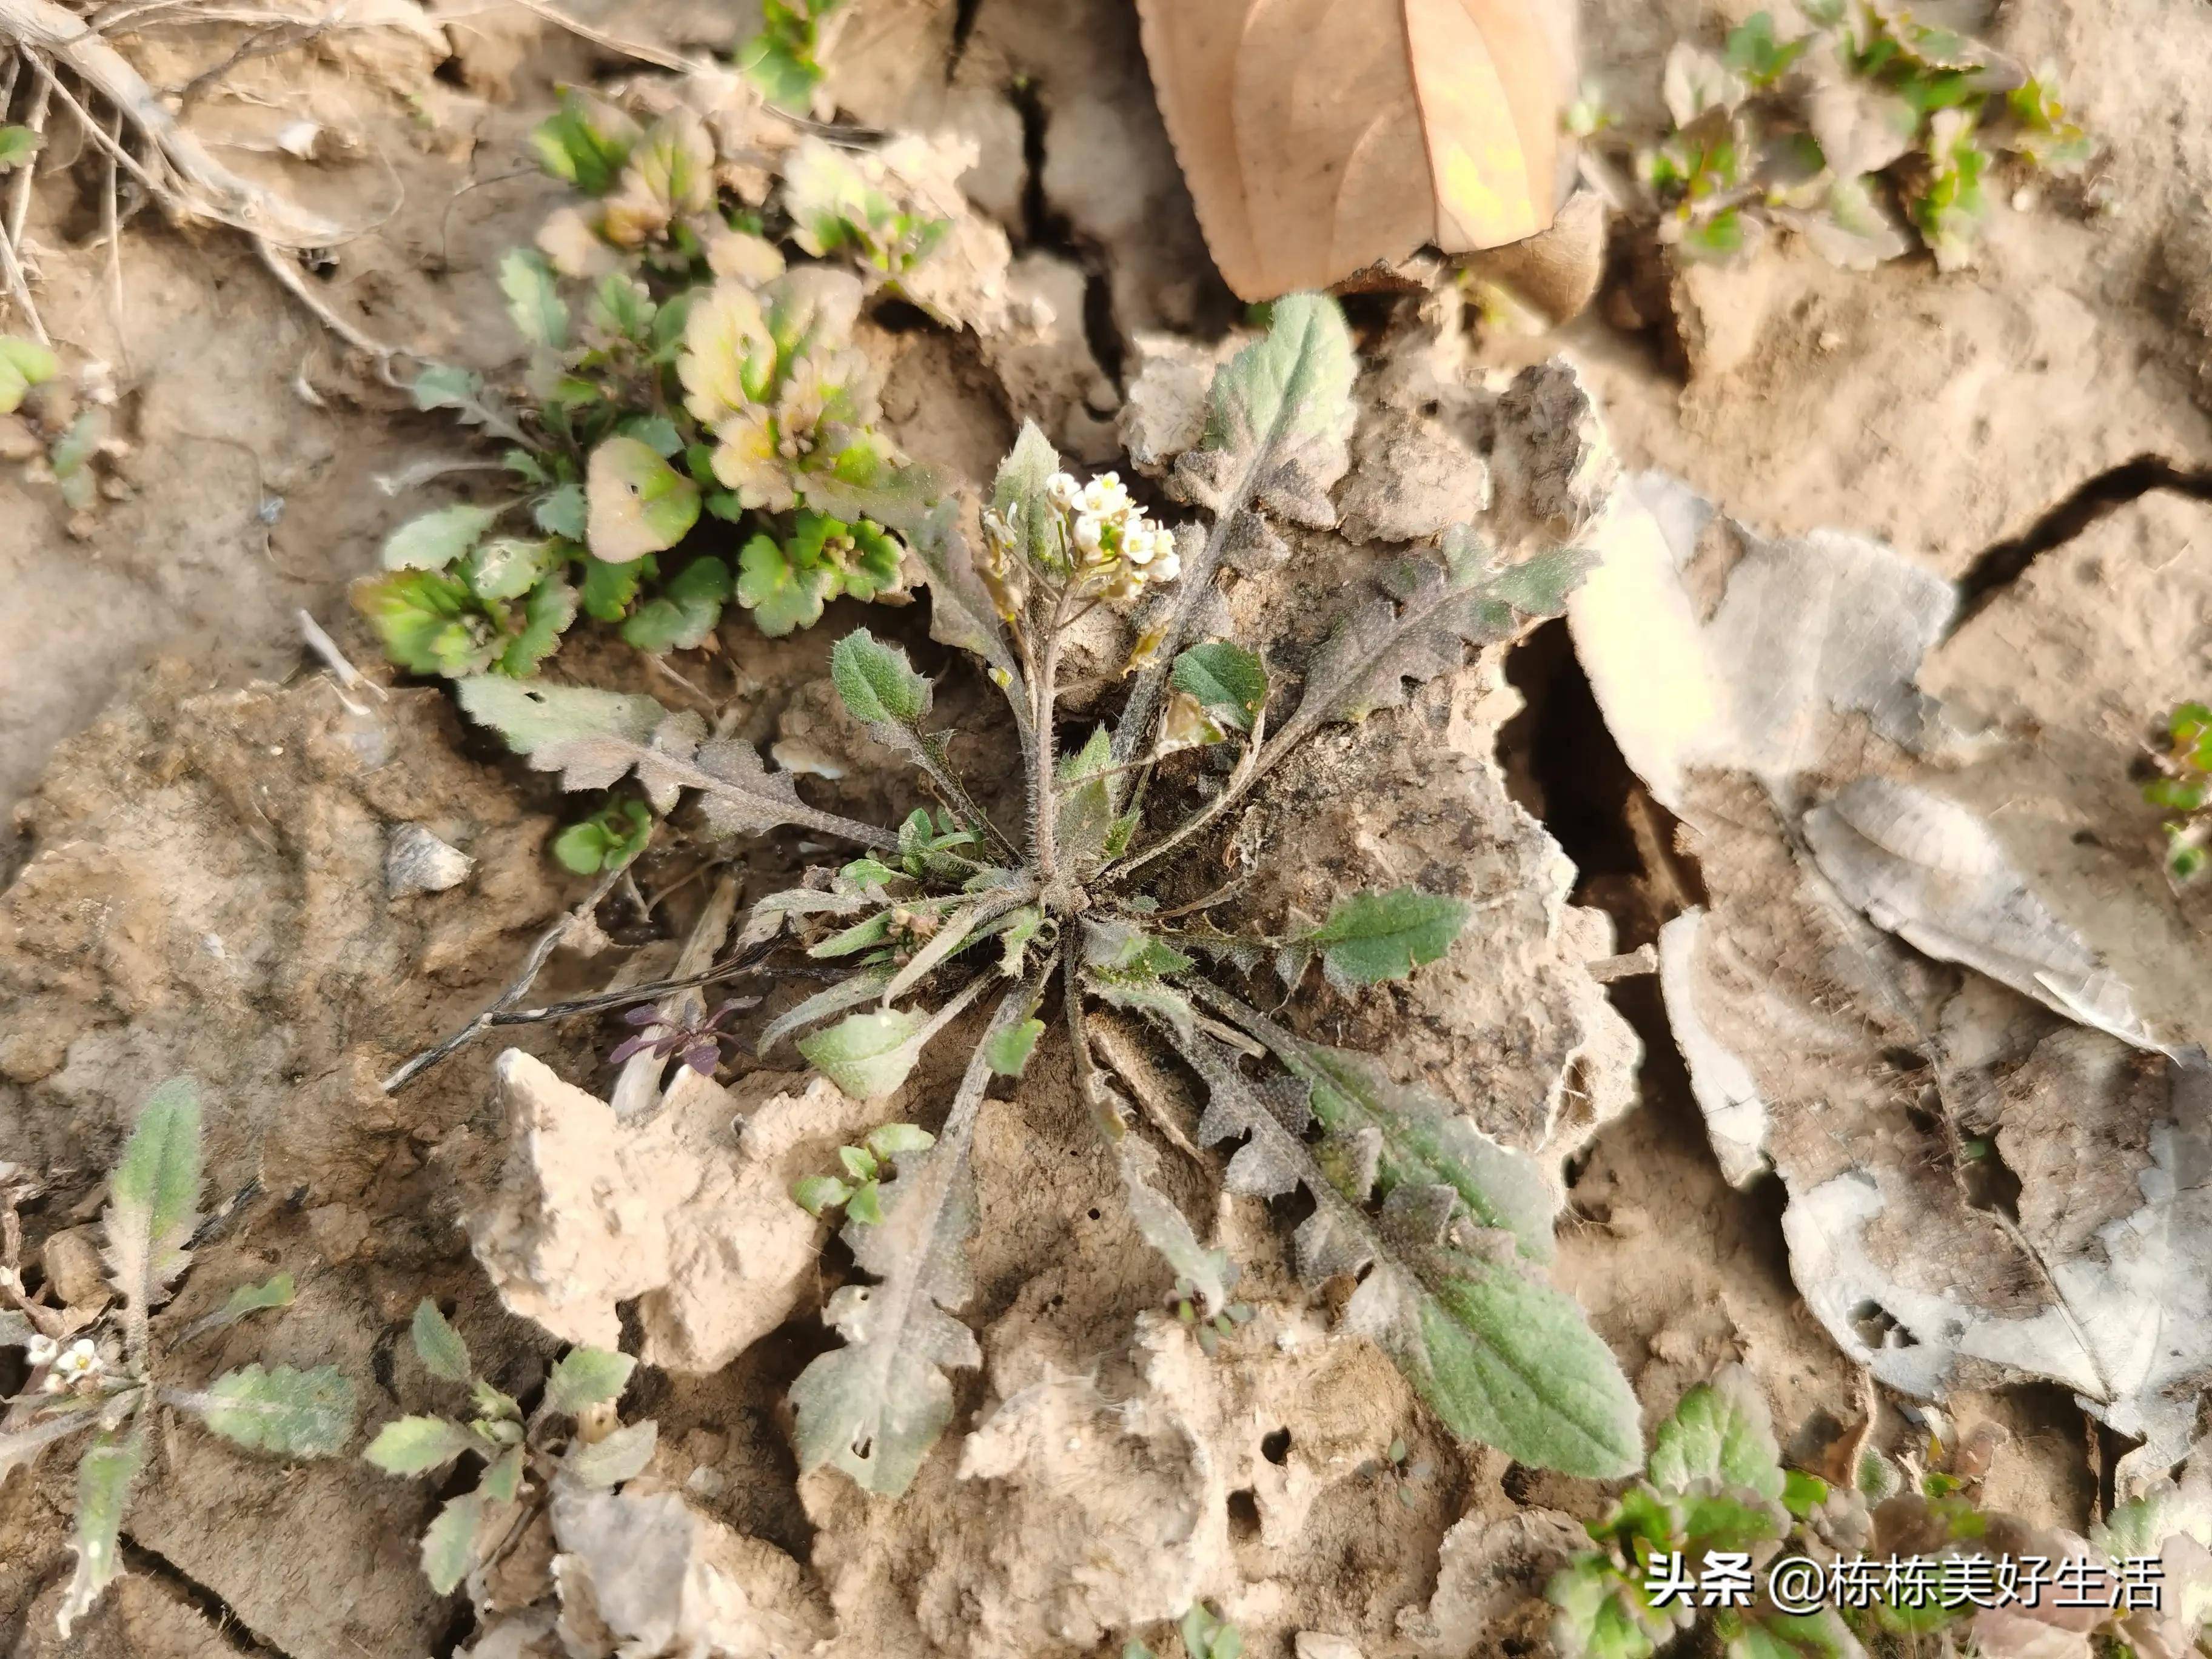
[103,1077,204,1323]
[790,986,1034,1495]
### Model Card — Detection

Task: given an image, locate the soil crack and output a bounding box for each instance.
[118,1538,291,1659]
[1951,454,2212,628]
[1004,75,1129,390]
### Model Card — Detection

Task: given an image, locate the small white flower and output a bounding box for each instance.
[1153,551,1182,583]
[26,1332,58,1367]
[1076,473,1130,518]
[42,1371,66,1394]
[1072,513,1104,554]
[1124,528,1156,566]
[56,1338,101,1382]
[1045,471,1080,509]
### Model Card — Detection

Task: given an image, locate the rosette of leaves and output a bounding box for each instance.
[0,1079,356,1637]
[358,241,919,675]
[1597,5,2093,278]
[363,1299,655,1595]
[455,294,1640,1500]
[782,136,953,282]
[2143,700,2212,882]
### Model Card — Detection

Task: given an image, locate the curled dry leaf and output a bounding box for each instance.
[1135,0,1580,300]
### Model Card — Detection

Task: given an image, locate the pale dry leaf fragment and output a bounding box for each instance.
[1568,472,1960,812]
[550,1487,830,1658]
[1804,777,2173,1054]
[1397,1509,1586,1657]
[386,823,474,897]
[1134,0,1578,300]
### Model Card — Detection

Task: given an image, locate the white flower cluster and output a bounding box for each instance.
[27,1333,105,1393]
[1044,470,1181,591]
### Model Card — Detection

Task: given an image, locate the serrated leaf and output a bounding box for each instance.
[1729,1609,1863,1659]
[1302,886,1470,988]
[354,569,493,678]
[905,494,1024,697]
[620,556,729,653]
[563,1418,658,1487]
[1547,1553,1672,1659]
[534,482,588,540]
[57,1425,146,1637]
[457,679,893,845]
[792,986,1030,1495]
[420,1490,488,1595]
[499,248,568,350]
[831,629,931,727]
[989,420,1066,574]
[498,571,578,676]
[1213,992,1558,1261]
[383,504,500,572]
[1114,294,1355,763]
[1168,1013,1634,1476]
[588,437,702,564]
[104,1077,203,1316]
[412,362,482,414]
[543,1347,635,1417]
[1647,1364,1784,1501]
[411,1299,472,1382]
[1292,526,1593,732]
[1170,641,1268,733]
[800,1008,928,1099]
[194,1364,355,1457]
[364,1414,478,1475]
[984,1017,1044,1077]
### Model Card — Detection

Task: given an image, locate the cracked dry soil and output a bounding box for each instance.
[5,0,2212,1654]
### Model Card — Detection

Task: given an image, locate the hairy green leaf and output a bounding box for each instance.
[1302,887,1470,989]
[365,1414,477,1475]
[1170,642,1268,733]
[792,986,1030,1494]
[1548,1553,1675,1659]
[383,504,500,572]
[1647,1365,1785,1501]
[181,1273,294,1342]
[1118,1134,1235,1316]
[736,531,836,636]
[104,1077,203,1316]
[800,1008,927,1099]
[498,570,579,675]
[563,1418,658,1488]
[832,629,931,727]
[984,1017,1044,1078]
[411,1299,472,1383]
[499,248,568,350]
[544,1347,635,1417]
[420,1490,487,1595]
[1170,1012,1633,1476]
[759,964,897,1053]
[480,1443,525,1502]
[58,1426,146,1637]
[1114,293,1356,763]
[194,1364,355,1457]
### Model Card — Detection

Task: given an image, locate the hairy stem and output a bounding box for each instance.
[1102,708,1267,888]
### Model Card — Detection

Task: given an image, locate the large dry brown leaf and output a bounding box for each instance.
[1136,0,1575,301]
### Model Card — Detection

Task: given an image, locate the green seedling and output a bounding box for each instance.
[0,1079,355,1637]
[356,82,951,682]
[552,797,654,875]
[455,295,1640,1500]
[794,1123,936,1225]
[1603,7,2093,283]
[2145,700,2212,882]
[363,1299,655,1595]
[739,0,849,113]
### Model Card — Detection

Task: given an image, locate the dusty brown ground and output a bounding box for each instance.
[2,0,2210,1654]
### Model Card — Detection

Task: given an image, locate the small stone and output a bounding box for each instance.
[41,1227,108,1307]
[386,823,474,896]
